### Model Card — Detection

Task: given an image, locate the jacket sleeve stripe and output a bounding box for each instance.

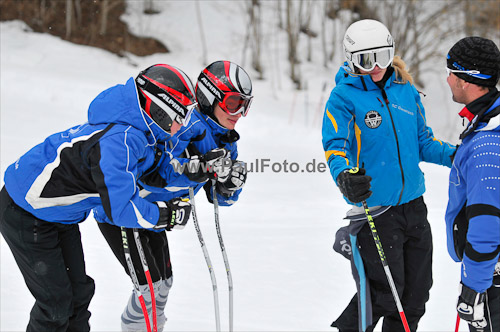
[465,242,500,262]
[325,150,348,165]
[355,123,361,166]
[467,204,500,219]
[131,201,155,229]
[326,109,338,133]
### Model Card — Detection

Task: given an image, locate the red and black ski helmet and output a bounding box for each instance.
[136,64,197,133]
[195,61,253,119]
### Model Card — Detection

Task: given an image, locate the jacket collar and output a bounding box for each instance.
[197,111,240,144]
[459,88,500,139]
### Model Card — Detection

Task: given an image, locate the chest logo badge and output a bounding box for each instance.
[365,110,382,129]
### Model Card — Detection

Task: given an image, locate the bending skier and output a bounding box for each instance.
[94,60,253,331]
[0,64,193,331]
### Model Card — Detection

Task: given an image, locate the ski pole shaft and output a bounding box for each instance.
[132,228,158,332]
[212,183,234,332]
[121,227,152,332]
[189,187,221,332]
[362,201,410,332]
[455,313,460,332]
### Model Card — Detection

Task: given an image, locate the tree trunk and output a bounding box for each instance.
[249,0,263,78]
[65,0,72,39]
[100,0,109,36]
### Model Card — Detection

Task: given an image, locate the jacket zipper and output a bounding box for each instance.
[381,89,405,205]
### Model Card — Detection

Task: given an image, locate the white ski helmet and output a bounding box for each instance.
[343,19,395,72]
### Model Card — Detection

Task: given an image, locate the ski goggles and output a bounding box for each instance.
[218,92,253,117]
[136,74,197,126]
[446,67,492,80]
[348,47,394,72]
[172,102,196,126]
[198,72,253,116]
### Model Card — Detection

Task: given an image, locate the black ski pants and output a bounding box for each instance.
[333,196,433,332]
[97,222,172,285]
[0,187,95,332]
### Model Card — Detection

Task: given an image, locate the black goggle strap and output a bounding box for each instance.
[198,72,226,103]
[136,74,189,120]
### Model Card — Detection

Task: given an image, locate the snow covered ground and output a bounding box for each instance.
[1,2,469,330]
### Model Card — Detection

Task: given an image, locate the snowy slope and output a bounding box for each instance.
[1,3,468,331]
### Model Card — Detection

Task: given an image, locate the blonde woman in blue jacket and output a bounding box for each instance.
[322,20,455,332]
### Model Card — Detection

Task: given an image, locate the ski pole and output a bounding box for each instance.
[212,182,234,332]
[132,228,158,332]
[189,187,221,332]
[361,200,410,332]
[121,227,152,332]
[455,313,460,332]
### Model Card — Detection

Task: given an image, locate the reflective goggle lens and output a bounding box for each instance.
[353,47,393,71]
[220,93,253,116]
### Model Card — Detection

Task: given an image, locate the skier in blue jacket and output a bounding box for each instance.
[322,20,455,332]
[0,64,195,331]
[95,60,252,331]
[444,36,500,331]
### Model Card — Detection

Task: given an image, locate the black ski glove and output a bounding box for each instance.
[154,198,192,230]
[183,148,231,183]
[336,167,372,203]
[216,160,247,197]
[456,283,487,329]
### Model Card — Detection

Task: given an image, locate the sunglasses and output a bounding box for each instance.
[445,67,491,80]
[348,47,394,72]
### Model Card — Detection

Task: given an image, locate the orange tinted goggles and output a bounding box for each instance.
[219,92,253,116]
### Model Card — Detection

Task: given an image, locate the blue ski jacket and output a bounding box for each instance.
[135,109,241,205]
[4,78,171,229]
[445,90,500,293]
[93,109,242,226]
[322,63,455,207]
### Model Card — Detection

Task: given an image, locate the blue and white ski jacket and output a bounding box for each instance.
[445,91,500,293]
[4,78,171,229]
[93,109,241,226]
[322,64,455,207]
[137,109,241,205]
